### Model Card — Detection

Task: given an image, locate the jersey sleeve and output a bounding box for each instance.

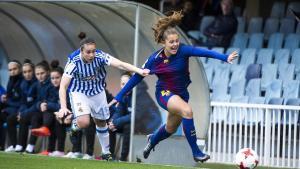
[63,59,77,78]
[97,51,113,66]
[182,44,228,62]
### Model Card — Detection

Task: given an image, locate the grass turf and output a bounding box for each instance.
[0,152,286,169]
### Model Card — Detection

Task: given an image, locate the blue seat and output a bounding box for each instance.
[274,49,290,65]
[210,93,231,123]
[237,16,246,33]
[284,98,300,125]
[291,49,300,80]
[245,64,262,84]
[263,18,279,40]
[267,33,284,51]
[239,48,256,65]
[229,64,247,87]
[229,78,246,97]
[212,64,230,94]
[268,98,284,125]
[270,1,286,19]
[261,64,278,91]
[296,22,300,34]
[247,17,263,34]
[282,80,300,99]
[211,93,231,102]
[278,63,295,83]
[256,48,274,64]
[245,78,261,97]
[232,33,248,51]
[187,16,215,41]
[203,63,214,86]
[284,34,300,52]
[231,96,249,103]
[226,47,240,64]
[248,96,265,104]
[265,79,283,100]
[279,18,296,36]
[286,2,300,18]
[248,33,264,50]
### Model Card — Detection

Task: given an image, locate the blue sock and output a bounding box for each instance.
[182,118,204,157]
[150,124,172,146]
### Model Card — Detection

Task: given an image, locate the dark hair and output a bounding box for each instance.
[8,60,21,68]
[36,60,50,72]
[80,37,96,50]
[50,60,64,75]
[152,11,183,43]
[121,71,132,78]
[78,32,86,40]
[23,59,35,70]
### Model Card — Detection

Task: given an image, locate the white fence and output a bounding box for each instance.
[206,102,300,168]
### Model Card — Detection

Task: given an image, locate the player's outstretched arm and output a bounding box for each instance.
[110,57,150,76]
[58,75,72,118]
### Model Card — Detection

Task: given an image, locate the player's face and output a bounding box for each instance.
[35,67,48,82]
[120,75,130,89]
[8,63,21,77]
[22,65,34,81]
[81,43,96,63]
[50,71,62,87]
[163,34,180,56]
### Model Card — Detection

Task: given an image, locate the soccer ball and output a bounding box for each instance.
[235,148,259,169]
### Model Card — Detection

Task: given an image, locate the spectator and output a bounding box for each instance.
[109,72,132,161]
[15,59,37,152]
[0,84,6,150]
[1,60,23,152]
[179,0,200,33]
[203,0,237,48]
[163,0,181,14]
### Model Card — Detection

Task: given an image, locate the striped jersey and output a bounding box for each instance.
[63,49,112,96]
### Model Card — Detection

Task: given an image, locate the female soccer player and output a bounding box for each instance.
[58,37,149,160]
[110,11,238,162]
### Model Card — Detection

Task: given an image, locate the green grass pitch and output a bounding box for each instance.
[0,152,286,169]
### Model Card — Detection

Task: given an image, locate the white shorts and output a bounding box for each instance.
[69,91,110,120]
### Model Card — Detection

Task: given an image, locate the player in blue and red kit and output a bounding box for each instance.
[110,11,238,162]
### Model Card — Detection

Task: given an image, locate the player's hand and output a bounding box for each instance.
[108,99,118,107]
[139,68,150,77]
[16,112,21,121]
[108,121,117,131]
[40,102,47,112]
[1,94,7,103]
[58,107,72,118]
[227,51,239,64]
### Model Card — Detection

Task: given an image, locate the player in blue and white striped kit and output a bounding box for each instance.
[58,38,149,160]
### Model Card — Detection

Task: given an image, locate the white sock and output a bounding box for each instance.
[15,145,23,151]
[25,144,35,153]
[96,126,110,154]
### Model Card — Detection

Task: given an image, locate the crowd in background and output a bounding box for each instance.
[0,59,132,161]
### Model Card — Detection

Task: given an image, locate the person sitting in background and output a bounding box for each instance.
[15,59,37,152]
[0,84,6,150]
[0,60,23,152]
[109,72,132,161]
[203,0,237,48]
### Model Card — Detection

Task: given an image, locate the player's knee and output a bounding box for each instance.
[77,118,90,128]
[165,124,177,133]
[182,106,193,119]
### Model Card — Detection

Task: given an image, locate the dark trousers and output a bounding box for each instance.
[49,120,66,152]
[18,111,36,148]
[28,111,54,145]
[110,123,130,161]
[0,107,19,147]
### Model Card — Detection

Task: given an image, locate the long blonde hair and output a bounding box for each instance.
[152,11,183,43]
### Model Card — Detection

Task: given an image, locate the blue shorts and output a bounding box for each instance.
[155,89,189,111]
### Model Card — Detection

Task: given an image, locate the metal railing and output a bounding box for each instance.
[206,102,300,168]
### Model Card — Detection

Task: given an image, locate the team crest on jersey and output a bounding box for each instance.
[161,90,170,96]
[163,59,169,64]
[78,107,83,112]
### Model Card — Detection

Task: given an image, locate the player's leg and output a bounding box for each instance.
[167,95,210,162]
[69,92,91,129]
[90,91,111,160]
[143,112,181,159]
